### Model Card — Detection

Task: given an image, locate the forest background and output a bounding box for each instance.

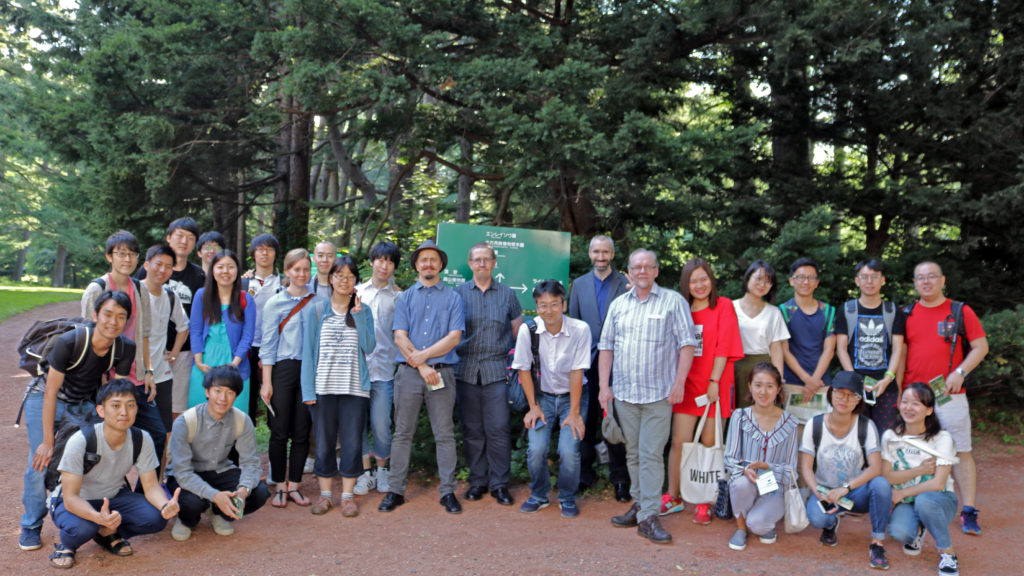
[2,1,1023,405]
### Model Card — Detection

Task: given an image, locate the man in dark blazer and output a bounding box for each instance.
[568,235,631,502]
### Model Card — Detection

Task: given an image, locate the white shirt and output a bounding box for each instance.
[799,416,880,488]
[147,287,188,381]
[511,315,591,395]
[733,300,790,354]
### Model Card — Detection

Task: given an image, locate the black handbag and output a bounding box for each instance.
[714,478,733,520]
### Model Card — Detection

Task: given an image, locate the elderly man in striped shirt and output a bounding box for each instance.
[599,249,696,544]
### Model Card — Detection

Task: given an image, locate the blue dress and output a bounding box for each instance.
[189,305,251,413]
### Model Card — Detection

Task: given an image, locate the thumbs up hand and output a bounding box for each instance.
[97,497,122,531]
[161,488,182,519]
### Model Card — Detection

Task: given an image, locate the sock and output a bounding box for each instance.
[341,493,354,500]
[320,491,332,499]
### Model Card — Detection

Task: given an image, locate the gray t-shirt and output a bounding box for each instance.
[799,416,880,489]
[57,423,158,500]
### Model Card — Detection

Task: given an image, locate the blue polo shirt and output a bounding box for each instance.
[393,280,465,366]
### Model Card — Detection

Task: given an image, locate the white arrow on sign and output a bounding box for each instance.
[512,284,527,293]
[495,272,505,282]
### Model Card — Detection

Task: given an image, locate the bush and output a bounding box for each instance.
[971,305,1024,403]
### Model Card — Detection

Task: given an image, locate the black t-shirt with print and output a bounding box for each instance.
[46,327,135,404]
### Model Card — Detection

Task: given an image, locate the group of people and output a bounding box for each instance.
[16,220,987,576]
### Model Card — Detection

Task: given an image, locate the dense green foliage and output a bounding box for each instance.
[3,1,1022,311]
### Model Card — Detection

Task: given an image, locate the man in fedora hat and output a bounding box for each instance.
[379,240,466,515]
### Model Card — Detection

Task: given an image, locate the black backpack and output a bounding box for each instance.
[17,318,91,379]
[506,318,541,413]
[811,413,870,474]
[45,418,143,492]
[903,300,972,381]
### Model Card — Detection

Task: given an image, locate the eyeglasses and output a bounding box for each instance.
[254,247,274,255]
[791,275,818,283]
[833,389,861,401]
[914,273,941,283]
[112,251,138,259]
[201,244,222,254]
[857,273,882,282]
[470,257,494,265]
[331,273,356,283]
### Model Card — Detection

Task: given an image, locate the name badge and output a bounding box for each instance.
[756,469,779,495]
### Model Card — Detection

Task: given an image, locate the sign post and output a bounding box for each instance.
[436,222,571,311]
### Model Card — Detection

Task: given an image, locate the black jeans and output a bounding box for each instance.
[168,469,269,528]
[268,360,311,484]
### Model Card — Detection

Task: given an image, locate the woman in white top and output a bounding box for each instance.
[882,382,960,576]
[799,370,892,569]
[732,261,789,406]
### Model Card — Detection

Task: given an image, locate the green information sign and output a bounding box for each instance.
[436,222,571,311]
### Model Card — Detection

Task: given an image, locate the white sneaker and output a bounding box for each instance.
[353,470,376,495]
[903,523,925,556]
[938,552,959,576]
[303,457,315,474]
[376,466,390,493]
[171,518,192,541]
[266,462,275,486]
[209,512,235,536]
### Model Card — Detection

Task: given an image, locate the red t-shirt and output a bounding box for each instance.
[676,297,745,417]
[903,298,985,393]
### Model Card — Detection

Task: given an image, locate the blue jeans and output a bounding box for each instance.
[131,386,166,475]
[50,487,166,550]
[527,390,589,503]
[361,379,393,460]
[889,490,958,550]
[21,391,95,531]
[806,475,892,540]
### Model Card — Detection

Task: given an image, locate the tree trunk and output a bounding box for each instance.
[12,228,30,282]
[457,137,473,223]
[52,243,67,287]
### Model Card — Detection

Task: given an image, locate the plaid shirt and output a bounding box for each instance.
[454,279,522,383]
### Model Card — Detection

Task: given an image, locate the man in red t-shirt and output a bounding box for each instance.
[900,261,988,536]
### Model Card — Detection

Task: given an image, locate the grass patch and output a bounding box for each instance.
[0,287,83,323]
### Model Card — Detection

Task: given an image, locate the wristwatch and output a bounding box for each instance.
[841,481,851,492]
[955,367,968,378]
[144,369,154,375]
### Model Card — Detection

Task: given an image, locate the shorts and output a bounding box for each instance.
[935,393,972,453]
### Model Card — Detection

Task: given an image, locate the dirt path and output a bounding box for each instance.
[0,300,1019,574]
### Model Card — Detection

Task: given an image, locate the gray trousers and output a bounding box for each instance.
[457,377,511,490]
[615,398,671,522]
[387,364,458,496]
[729,475,784,536]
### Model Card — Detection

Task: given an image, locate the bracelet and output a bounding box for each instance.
[884,370,896,379]
[709,378,719,384]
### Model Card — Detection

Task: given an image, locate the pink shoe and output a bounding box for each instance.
[693,503,712,525]
[660,493,684,516]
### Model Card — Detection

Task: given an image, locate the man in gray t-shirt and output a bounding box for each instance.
[48,379,180,569]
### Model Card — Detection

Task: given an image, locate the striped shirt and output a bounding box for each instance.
[455,279,522,384]
[315,314,367,397]
[724,407,799,487]
[597,283,697,404]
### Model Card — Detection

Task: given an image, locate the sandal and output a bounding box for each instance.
[271,489,287,508]
[288,489,311,506]
[93,532,133,557]
[49,543,76,569]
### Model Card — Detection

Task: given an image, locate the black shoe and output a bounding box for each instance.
[491,487,514,506]
[464,485,487,501]
[614,483,631,502]
[378,492,405,512]
[638,516,673,544]
[441,493,463,514]
[611,502,640,527]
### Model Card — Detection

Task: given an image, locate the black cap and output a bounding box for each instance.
[409,239,448,271]
[831,371,864,397]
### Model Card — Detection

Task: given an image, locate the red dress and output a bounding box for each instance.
[674,297,745,418]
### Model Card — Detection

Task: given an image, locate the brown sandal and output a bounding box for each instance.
[288,489,311,506]
[271,489,287,508]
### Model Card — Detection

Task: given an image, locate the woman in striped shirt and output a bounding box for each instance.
[300,256,376,518]
[724,362,799,551]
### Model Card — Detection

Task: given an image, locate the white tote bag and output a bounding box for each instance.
[679,401,725,504]
[784,475,810,534]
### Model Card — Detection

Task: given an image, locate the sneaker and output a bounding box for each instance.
[312,496,333,515]
[869,543,890,570]
[303,457,315,474]
[693,503,712,525]
[759,529,777,544]
[961,506,981,535]
[375,466,390,493]
[340,498,359,517]
[660,493,684,516]
[266,463,275,486]
[729,529,748,551]
[560,501,579,518]
[520,497,550,514]
[209,513,235,536]
[938,552,959,576]
[171,519,192,541]
[353,470,376,495]
[903,523,924,556]
[821,516,840,547]
[18,527,42,551]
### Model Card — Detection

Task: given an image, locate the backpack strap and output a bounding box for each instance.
[882,301,895,340]
[130,427,144,465]
[857,414,869,470]
[844,300,857,341]
[231,407,246,440]
[948,300,968,375]
[821,302,836,335]
[80,423,102,475]
[184,405,246,443]
[67,325,91,373]
[780,298,796,325]
[91,277,107,291]
[811,414,824,474]
[527,318,540,395]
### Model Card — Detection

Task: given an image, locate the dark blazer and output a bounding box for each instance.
[568,269,629,355]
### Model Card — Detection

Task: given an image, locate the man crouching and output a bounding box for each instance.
[48,378,180,569]
[166,365,268,540]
